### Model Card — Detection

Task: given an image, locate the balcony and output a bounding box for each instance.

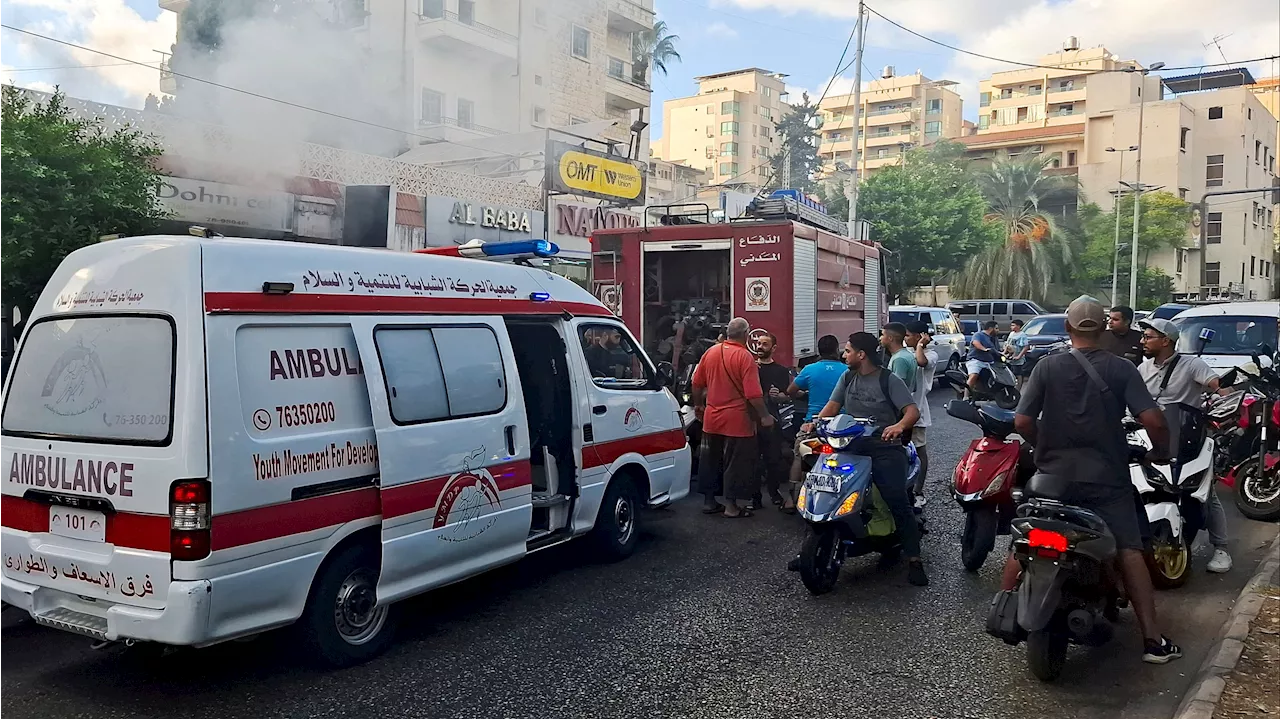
[864,154,903,170]
[1047,86,1086,103]
[417,10,517,65]
[158,51,176,95]
[864,130,914,148]
[864,108,915,127]
[605,56,650,110]
[417,115,507,143]
[158,0,189,12]
[819,137,857,155]
[608,0,653,34]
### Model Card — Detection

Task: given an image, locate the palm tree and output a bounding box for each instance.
[635,20,681,81]
[952,155,1077,304]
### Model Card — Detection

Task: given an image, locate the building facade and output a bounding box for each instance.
[815,68,963,177]
[652,68,788,190]
[1079,72,1278,300]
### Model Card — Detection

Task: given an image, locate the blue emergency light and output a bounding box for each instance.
[529,292,552,302]
[417,239,561,260]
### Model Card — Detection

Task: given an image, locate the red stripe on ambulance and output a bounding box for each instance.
[583,429,687,470]
[203,292,615,317]
[380,460,531,520]
[1,495,169,552]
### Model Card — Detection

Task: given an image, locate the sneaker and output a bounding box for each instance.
[1142,636,1182,664]
[913,494,928,509]
[907,560,929,587]
[1207,548,1233,574]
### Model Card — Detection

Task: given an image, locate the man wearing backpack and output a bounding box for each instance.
[810,331,928,586]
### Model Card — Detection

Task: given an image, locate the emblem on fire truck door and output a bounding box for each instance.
[745,277,771,312]
[434,447,500,542]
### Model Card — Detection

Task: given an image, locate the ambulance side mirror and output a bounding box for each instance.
[655,361,675,389]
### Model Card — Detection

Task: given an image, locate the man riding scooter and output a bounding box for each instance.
[1006,296,1182,665]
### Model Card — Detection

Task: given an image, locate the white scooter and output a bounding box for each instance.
[1126,407,1215,589]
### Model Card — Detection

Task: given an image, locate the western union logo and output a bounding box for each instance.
[557,150,643,201]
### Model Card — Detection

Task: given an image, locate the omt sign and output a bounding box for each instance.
[547,140,645,206]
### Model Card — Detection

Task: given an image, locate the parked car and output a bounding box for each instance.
[1150,303,1194,320]
[1019,313,1071,369]
[889,305,965,373]
[1133,310,1150,323]
[947,299,1047,334]
[1171,301,1280,371]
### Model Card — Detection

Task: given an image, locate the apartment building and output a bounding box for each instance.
[160,0,655,157]
[646,156,708,206]
[1250,75,1280,170]
[958,40,1139,175]
[652,68,789,190]
[815,68,963,176]
[1079,71,1278,300]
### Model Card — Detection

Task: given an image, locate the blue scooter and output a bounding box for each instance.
[793,415,922,594]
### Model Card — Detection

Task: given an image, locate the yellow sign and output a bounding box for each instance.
[550,142,645,204]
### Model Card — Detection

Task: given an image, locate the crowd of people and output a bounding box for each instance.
[689,296,1240,665]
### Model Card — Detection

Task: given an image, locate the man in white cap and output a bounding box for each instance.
[1010,295,1183,665]
[1137,317,1232,573]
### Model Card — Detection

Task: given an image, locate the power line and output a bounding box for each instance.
[0,24,533,163]
[863,3,1279,73]
[4,61,156,73]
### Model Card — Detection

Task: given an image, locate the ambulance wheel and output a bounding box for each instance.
[591,477,642,562]
[298,543,395,667]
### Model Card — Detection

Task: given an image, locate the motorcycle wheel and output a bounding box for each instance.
[961,505,999,572]
[1235,463,1280,522]
[798,527,842,595]
[1146,534,1190,589]
[1026,626,1069,682]
[995,386,1020,410]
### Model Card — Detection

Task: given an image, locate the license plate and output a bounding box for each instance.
[806,472,843,493]
[48,506,106,543]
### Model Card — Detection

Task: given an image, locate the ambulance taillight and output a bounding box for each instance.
[170,479,211,560]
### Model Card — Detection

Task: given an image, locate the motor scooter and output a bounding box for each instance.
[1216,360,1280,522]
[792,415,921,594]
[943,354,1020,409]
[946,396,1032,572]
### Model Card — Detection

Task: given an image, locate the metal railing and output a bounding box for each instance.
[418,115,506,136]
[1048,85,1077,94]
[416,10,517,43]
[606,57,650,90]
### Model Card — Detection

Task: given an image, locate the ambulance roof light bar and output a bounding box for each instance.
[415,239,560,262]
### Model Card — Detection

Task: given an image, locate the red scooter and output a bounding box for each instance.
[946,397,1032,571]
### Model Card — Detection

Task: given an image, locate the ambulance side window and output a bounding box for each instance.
[375,325,508,423]
[579,323,653,390]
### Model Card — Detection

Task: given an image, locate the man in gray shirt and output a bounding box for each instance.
[810,331,927,586]
[1011,296,1182,664]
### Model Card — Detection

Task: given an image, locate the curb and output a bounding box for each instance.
[1171,532,1280,719]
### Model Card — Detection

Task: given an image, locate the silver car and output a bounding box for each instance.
[888,305,966,374]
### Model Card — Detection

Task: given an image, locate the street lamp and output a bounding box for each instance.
[1123,61,1165,307]
[1105,145,1139,304]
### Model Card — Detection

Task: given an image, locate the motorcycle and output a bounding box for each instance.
[986,469,1132,682]
[792,415,922,594]
[946,397,1032,572]
[943,354,1020,410]
[1216,360,1280,522]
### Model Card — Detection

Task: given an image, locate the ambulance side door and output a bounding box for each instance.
[349,316,533,605]
[570,318,684,508]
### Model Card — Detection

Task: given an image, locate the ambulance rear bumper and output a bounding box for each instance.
[2,574,212,646]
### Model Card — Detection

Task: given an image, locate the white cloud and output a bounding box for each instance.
[705,21,739,39]
[4,0,176,106]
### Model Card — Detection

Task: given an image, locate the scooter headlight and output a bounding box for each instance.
[981,471,1009,498]
[826,435,854,450]
[834,491,861,517]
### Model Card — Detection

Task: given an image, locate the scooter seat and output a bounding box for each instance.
[1025,473,1071,500]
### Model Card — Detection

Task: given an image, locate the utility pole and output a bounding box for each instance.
[845,0,867,238]
[784,148,792,189]
[1105,146,1137,304]
[1127,62,1165,306]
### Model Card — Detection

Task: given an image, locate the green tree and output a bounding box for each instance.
[858,143,1001,301]
[1,88,167,314]
[635,19,681,79]
[952,155,1077,304]
[1071,192,1192,304]
[767,93,820,194]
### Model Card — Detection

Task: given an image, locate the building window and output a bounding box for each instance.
[571,25,590,59]
[1248,108,1253,119]
[1067,150,1077,166]
[979,92,990,107]
[457,0,475,24]
[978,115,990,130]
[1028,84,1042,95]
[1180,127,1189,151]
[421,88,443,124]
[927,98,942,114]
[1058,104,1075,116]
[1206,154,1224,187]
[608,56,625,80]
[876,148,889,159]
[1179,187,1188,200]
[534,74,543,85]
[924,121,941,138]
[721,101,740,115]
[720,121,739,135]
[762,86,772,98]
[1176,250,1184,274]
[569,115,588,125]
[532,106,546,125]
[1257,140,1263,164]
[1000,88,1013,99]
[1254,201,1262,227]
[720,142,738,156]
[457,98,474,129]
[1207,212,1223,243]
[1252,256,1257,277]
[758,106,772,119]
[421,0,443,19]
[1208,106,1223,120]
[1058,80,1074,91]
[719,162,739,175]
[1205,262,1221,286]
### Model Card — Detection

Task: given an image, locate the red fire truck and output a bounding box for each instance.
[590,195,887,370]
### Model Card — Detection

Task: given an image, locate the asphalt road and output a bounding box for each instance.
[3,388,1278,719]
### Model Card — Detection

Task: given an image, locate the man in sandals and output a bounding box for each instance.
[693,318,775,518]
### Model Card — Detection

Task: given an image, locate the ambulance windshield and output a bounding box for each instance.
[2,316,176,445]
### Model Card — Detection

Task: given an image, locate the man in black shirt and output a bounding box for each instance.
[1104,305,1144,366]
[1010,296,1182,664]
[755,332,795,511]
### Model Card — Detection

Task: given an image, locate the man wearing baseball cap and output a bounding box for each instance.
[1138,317,1233,573]
[1009,295,1183,664]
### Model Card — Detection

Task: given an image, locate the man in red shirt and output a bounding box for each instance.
[693,317,774,518]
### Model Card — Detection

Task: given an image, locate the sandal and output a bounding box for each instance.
[722,508,754,519]
[701,504,726,514]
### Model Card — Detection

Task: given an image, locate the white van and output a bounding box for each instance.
[0,235,690,666]
[1170,301,1280,371]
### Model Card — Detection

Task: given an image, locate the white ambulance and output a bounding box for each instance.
[1,234,691,666]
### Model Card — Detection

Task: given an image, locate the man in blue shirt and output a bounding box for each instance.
[966,320,1000,394]
[785,335,846,499]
